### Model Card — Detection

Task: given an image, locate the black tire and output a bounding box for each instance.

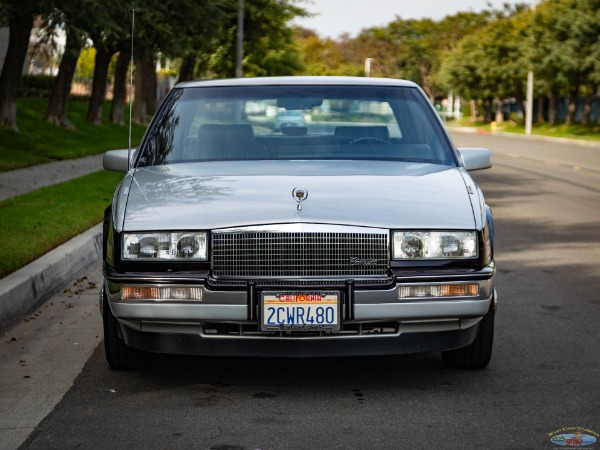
[102,289,147,370]
[442,303,495,370]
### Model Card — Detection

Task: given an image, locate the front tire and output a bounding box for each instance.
[442,302,495,369]
[102,289,147,370]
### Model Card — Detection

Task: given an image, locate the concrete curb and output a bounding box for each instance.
[0,223,102,333]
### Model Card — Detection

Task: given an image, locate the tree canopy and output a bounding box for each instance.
[2,0,600,131]
[294,0,600,125]
[0,0,308,129]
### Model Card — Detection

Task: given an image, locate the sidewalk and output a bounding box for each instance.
[0,261,103,450]
[0,154,104,202]
[0,155,106,332]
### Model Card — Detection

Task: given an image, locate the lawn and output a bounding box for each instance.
[449,118,600,142]
[0,97,146,171]
[0,96,145,277]
[0,170,124,278]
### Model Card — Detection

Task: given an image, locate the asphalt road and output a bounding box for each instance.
[10,132,600,449]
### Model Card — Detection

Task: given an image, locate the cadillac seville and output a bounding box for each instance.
[101,76,496,370]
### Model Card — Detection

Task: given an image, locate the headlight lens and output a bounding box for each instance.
[392,231,477,259]
[123,232,208,260]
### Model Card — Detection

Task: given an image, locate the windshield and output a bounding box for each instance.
[137,85,456,167]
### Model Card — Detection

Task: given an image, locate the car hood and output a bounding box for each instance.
[122,160,476,231]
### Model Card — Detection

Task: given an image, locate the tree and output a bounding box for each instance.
[172,1,229,82]
[74,47,95,79]
[386,18,442,100]
[125,0,306,122]
[437,7,532,122]
[437,32,495,121]
[206,0,308,78]
[46,14,82,128]
[85,1,129,125]
[86,42,116,124]
[530,0,600,125]
[343,28,402,78]
[129,0,201,123]
[586,1,600,124]
[45,0,124,127]
[109,42,131,125]
[0,0,47,131]
[296,32,352,75]
[132,54,155,123]
[429,11,494,95]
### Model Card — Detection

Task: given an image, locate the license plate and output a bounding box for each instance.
[261,291,340,332]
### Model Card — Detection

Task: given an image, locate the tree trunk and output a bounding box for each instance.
[516,97,525,124]
[580,94,595,125]
[46,27,81,129]
[494,99,503,124]
[547,91,557,126]
[418,61,433,102]
[110,43,131,125]
[144,58,157,115]
[470,99,477,122]
[564,88,578,126]
[132,58,147,124]
[482,99,492,123]
[536,95,545,124]
[178,56,196,83]
[132,56,156,124]
[0,10,34,131]
[86,45,114,125]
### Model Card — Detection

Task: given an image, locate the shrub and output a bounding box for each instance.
[19,74,56,97]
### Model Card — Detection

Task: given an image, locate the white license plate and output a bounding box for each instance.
[261,291,340,332]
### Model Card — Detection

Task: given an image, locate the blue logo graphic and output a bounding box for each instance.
[551,432,597,446]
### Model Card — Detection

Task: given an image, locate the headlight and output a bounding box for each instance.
[392,231,477,259]
[123,232,208,261]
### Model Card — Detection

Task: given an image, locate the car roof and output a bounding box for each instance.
[176,76,419,89]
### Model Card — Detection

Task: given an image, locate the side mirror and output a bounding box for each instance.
[103,149,133,173]
[457,148,492,171]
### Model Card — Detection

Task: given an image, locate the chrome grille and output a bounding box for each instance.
[212,226,389,279]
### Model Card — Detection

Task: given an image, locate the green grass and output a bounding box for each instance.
[0,98,146,171]
[0,170,124,278]
[450,118,600,142]
[505,123,600,141]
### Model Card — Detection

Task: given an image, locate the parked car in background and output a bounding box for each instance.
[102,76,496,370]
[273,109,306,131]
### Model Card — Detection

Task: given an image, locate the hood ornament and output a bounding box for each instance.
[292,188,308,211]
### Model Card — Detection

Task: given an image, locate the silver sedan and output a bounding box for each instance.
[102,76,496,370]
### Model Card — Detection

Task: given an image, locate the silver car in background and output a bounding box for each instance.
[273,109,306,132]
[102,76,496,370]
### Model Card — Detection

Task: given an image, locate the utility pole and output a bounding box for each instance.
[365,58,373,77]
[525,71,533,135]
[525,1,537,135]
[235,0,244,78]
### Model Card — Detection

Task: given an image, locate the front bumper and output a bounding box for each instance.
[102,266,495,357]
[118,320,483,357]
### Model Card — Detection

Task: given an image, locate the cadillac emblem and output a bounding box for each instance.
[292,188,308,211]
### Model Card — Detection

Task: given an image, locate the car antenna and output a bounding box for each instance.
[127,8,135,171]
